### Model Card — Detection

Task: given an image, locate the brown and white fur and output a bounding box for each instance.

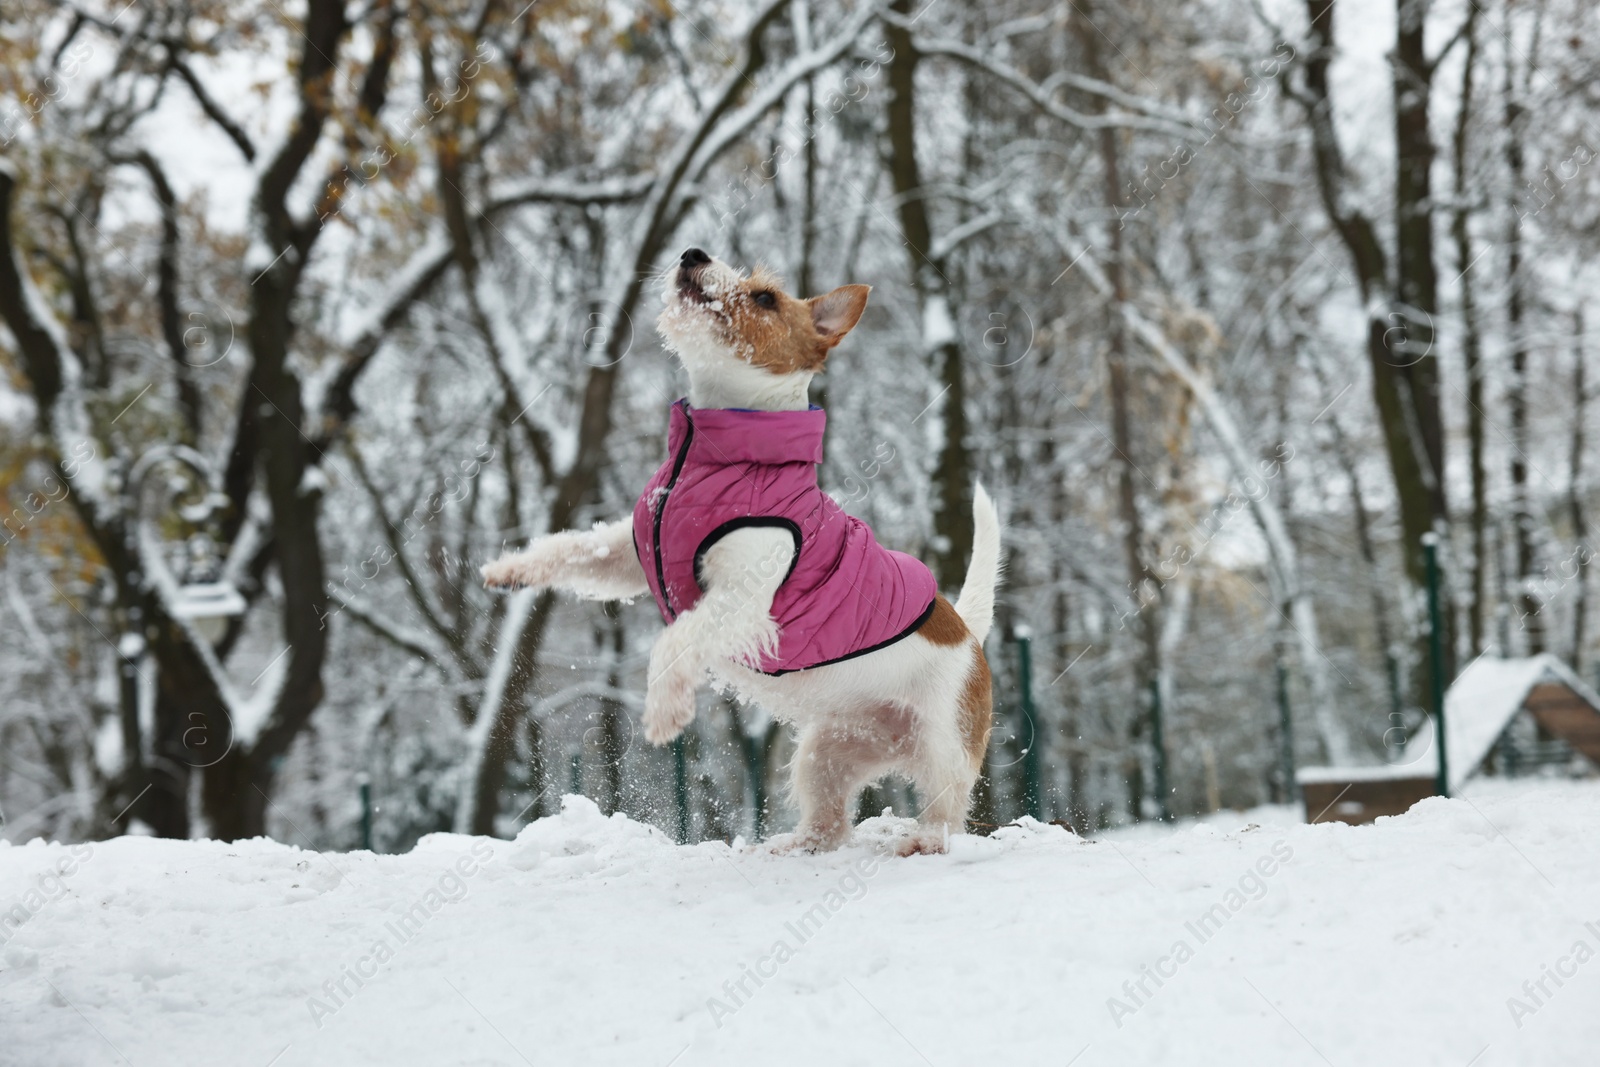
[481,248,1001,855]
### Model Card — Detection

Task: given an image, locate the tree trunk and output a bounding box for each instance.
[1392,0,1454,689]
[218,276,331,839]
[1296,0,1453,715]
[884,0,973,587]
[204,0,388,839]
[1049,436,1089,832]
[1451,5,1487,656]
[144,690,193,839]
[1504,31,1541,652]
[1074,1,1165,821]
[0,1,452,842]
[1571,308,1589,670]
[596,601,627,815]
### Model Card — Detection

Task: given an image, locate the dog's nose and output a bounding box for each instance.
[681,247,711,268]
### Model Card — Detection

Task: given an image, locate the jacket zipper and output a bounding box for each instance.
[653,412,695,619]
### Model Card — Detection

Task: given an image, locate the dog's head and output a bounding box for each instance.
[657,248,870,386]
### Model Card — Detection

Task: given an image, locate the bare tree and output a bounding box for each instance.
[1277,0,1464,711]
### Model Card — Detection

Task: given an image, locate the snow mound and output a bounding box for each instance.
[502,794,674,874]
[3,782,1599,1066]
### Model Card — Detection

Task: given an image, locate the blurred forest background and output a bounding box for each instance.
[1,0,1596,849]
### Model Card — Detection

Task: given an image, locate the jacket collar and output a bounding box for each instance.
[667,398,826,466]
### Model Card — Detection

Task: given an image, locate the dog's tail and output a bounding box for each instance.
[955,483,1002,645]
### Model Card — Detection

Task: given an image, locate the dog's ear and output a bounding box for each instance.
[808,284,871,346]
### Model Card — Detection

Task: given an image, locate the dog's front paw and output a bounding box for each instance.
[480,558,523,589]
[481,551,551,590]
[642,672,697,745]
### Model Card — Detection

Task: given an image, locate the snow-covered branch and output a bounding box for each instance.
[163,47,258,162]
[0,162,115,525]
[902,31,1200,140]
[488,173,656,209]
[679,1,885,192]
[930,211,1006,262]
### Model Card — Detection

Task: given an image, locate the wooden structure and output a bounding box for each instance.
[1520,682,1600,766]
[1299,768,1438,826]
[1297,654,1600,826]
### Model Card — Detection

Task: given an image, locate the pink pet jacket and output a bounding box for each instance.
[632,400,937,674]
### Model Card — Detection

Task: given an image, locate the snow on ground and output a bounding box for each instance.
[3,780,1599,1067]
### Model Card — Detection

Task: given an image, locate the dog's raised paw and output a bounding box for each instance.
[641,713,687,746]
[481,554,550,589]
[642,675,696,744]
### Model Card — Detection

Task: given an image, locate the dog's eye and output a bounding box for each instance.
[752,290,777,309]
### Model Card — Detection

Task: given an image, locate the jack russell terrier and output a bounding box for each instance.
[482,247,1001,854]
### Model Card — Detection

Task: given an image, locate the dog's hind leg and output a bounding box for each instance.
[900,644,991,855]
[900,763,978,856]
[778,704,918,853]
[781,721,893,853]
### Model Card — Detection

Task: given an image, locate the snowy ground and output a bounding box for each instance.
[3,781,1598,1067]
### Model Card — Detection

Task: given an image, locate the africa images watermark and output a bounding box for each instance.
[305,840,495,1028]
[1106,839,1294,1029]
[1512,541,1596,632]
[834,440,897,506]
[705,853,882,1028]
[1505,919,1600,1030]
[0,842,95,947]
[2,440,99,548]
[0,38,95,148]
[1514,139,1596,223]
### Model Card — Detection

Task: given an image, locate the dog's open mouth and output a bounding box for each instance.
[677,272,711,305]
[673,267,728,320]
